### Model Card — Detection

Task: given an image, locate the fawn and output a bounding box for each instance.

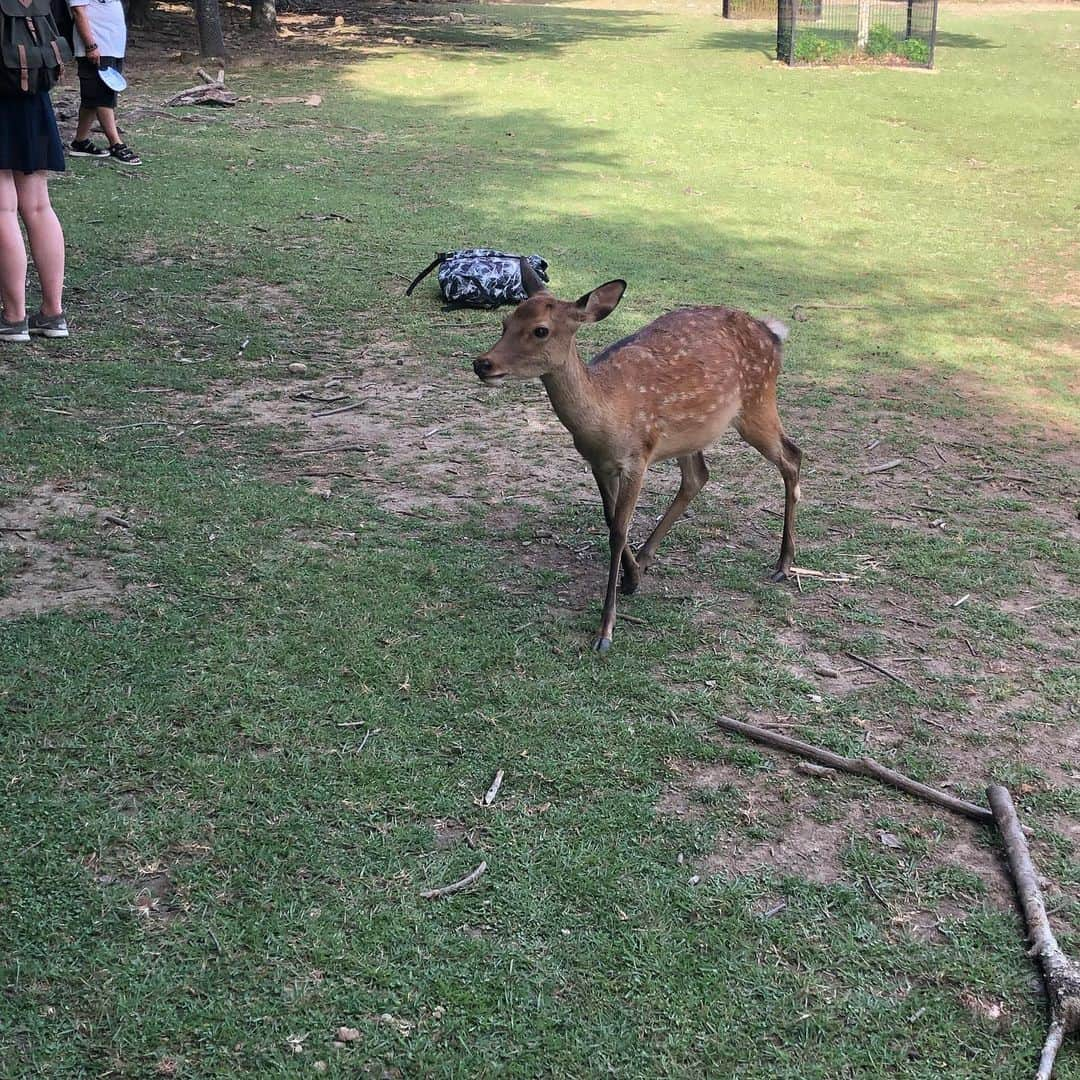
[474,259,802,653]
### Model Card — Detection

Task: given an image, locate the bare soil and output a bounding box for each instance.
[0,483,135,618]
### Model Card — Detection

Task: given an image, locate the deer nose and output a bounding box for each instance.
[474,357,494,378]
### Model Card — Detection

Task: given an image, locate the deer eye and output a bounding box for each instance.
[533,326,549,339]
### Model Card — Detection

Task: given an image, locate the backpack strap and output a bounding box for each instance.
[405,253,449,297]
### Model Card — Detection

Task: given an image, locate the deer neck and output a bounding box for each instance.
[540,348,615,463]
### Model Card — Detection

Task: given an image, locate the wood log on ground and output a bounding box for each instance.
[165,83,242,108]
[711,713,994,823]
[988,784,1080,1080]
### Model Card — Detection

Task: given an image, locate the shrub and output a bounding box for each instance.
[794,32,844,62]
[898,36,931,64]
[866,22,898,56]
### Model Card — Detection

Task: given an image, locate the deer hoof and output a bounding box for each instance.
[593,636,612,654]
[620,575,639,596]
[769,567,791,583]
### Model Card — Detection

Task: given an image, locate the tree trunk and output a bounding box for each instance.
[126,0,154,27]
[195,0,227,57]
[856,0,871,48]
[251,0,276,31]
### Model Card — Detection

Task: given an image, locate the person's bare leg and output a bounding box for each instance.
[14,171,64,317]
[75,106,96,143]
[97,106,121,147]
[0,170,28,322]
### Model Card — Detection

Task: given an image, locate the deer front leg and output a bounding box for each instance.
[594,467,647,653]
[593,467,640,594]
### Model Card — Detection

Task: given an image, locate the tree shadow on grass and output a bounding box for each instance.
[129,0,666,70]
[933,30,1001,49]
[189,65,1074,437]
[700,26,777,55]
[276,0,667,60]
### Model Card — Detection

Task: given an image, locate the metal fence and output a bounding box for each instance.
[723,0,777,18]
[777,0,938,67]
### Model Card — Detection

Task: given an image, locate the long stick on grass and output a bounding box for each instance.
[988,785,1080,1080]
[420,861,487,900]
[712,714,994,824]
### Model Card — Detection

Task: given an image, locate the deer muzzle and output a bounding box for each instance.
[473,354,505,383]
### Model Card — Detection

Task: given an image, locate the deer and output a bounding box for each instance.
[473,259,803,653]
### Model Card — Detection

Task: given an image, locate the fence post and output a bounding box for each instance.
[856,0,870,48]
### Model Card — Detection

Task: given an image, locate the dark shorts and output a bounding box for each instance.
[77,56,122,109]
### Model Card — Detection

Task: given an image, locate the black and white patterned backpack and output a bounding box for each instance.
[405,249,549,308]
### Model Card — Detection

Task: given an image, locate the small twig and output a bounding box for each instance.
[863,459,904,475]
[844,651,914,691]
[711,714,994,824]
[483,770,504,806]
[102,514,132,530]
[988,785,1080,1080]
[863,876,889,907]
[102,421,173,433]
[278,444,372,457]
[951,594,971,608]
[311,401,365,419]
[420,860,488,900]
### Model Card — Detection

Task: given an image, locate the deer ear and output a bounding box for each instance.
[575,280,626,323]
[519,257,551,298]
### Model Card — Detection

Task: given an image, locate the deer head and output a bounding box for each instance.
[473,259,627,383]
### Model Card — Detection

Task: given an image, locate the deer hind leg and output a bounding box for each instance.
[632,452,709,584]
[594,466,647,653]
[734,400,802,582]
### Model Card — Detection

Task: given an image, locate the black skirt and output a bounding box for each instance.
[0,91,65,173]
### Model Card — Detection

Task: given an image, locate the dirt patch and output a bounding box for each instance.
[429,819,478,850]
[658,756,1017,911]
[183,345,598,524]
[0,483,133,619]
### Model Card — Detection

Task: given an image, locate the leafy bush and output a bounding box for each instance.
[793,32,844,62]
[866,22,898,56]
[898,36,931,64]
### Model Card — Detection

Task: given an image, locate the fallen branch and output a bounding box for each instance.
[988,785,1080,1080]
[311,401,365,419]
[844,651,914,691]
[420,860,487,900]
[712,714,994,824]
[165,83,243,108]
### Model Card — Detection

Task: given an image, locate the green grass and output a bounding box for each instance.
[1,2,1077,1076]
